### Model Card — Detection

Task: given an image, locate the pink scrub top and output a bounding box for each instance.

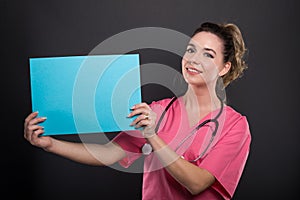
[113,97,251,200]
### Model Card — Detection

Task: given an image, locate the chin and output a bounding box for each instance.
[185,78,207,87]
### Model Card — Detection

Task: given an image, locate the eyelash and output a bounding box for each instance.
[203,52,214,58]
[186,48,195,53]
[186,48,214,59]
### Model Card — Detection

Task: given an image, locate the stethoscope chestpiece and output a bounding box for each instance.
[142,143,153,155]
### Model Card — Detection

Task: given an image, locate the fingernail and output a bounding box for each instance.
[130,105,135,109]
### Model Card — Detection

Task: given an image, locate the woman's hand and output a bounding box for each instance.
[128,102,157,138]
[24,112,53,151]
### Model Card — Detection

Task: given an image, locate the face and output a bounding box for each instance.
[182,31,230,87]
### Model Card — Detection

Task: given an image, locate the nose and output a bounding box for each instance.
[186,56,201,66]
[183,51,200,66]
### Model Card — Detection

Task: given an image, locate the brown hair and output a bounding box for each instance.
[192,22,248,87]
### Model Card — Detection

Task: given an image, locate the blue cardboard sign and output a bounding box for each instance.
[29,54,141,135]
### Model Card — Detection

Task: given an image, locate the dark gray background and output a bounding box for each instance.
[2,0,299,199]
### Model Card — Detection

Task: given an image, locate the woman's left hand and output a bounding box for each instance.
[128,102,157,138]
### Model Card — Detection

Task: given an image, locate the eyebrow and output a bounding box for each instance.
[187,43,217,55]
[204,47,217,55]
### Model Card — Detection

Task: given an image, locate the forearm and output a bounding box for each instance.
[147,135,215,195]
[45,139,125,166]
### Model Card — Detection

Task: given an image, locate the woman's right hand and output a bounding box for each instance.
[24,112,53,151]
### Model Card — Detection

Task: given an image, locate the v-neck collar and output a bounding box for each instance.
[177,96,226,130]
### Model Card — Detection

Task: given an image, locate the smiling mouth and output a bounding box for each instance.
[186,67,203,74]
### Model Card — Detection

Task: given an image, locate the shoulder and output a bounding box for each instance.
[149,97,178,115]
[225,106,248,121]
[223,105,251,133]
[149,97,176,107]
[149,97,177,110]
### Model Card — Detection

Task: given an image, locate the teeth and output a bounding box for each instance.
[187,68,199,73]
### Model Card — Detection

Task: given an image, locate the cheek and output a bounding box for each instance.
[201,64,220,81]
[181,59,187,73]
[204,60,220,73]
[181,59,186,67]
[209,65,220,74]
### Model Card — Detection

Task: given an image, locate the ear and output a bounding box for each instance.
[219,62,231,76]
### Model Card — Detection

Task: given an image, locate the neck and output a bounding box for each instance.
[183,84,220,111]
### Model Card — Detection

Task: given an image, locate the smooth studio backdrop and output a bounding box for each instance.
[2,0,299,199]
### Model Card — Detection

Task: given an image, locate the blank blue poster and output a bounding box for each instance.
[29,54,141,136]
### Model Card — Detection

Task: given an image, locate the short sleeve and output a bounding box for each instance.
[112,98,171,168]
[199,116,251,199]
[112,130,146,168]
[112,98,177,168]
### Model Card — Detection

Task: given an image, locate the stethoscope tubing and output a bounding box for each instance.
[142,96,224,162]
[155,96,224,162]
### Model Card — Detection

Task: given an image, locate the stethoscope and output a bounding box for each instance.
[141,95,224,162]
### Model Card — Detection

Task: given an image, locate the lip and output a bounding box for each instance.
[185,66,203,75]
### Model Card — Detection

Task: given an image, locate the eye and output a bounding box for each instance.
[203,52,214,58]
[186,47,196,53]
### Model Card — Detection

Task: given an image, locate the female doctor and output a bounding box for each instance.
[24,22,251,199]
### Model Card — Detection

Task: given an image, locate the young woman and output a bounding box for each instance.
[24,22,251,199]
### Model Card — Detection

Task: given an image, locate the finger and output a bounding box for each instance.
[135,118,151,129]
[25,112,47,125]
[28,116,47,126]
[128,102,152,117]
[27,124,44,133]
[30,129,45,145]
[30,129,40,140]
[25,124,43,140]
[130,114,150,126]
[128,108,151,118]
[131,102,151,111]
[24,112,38,127]
[32,128,44,138]
[144,115,150,120]
[25,111,39,120]
[24,124,35,140]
